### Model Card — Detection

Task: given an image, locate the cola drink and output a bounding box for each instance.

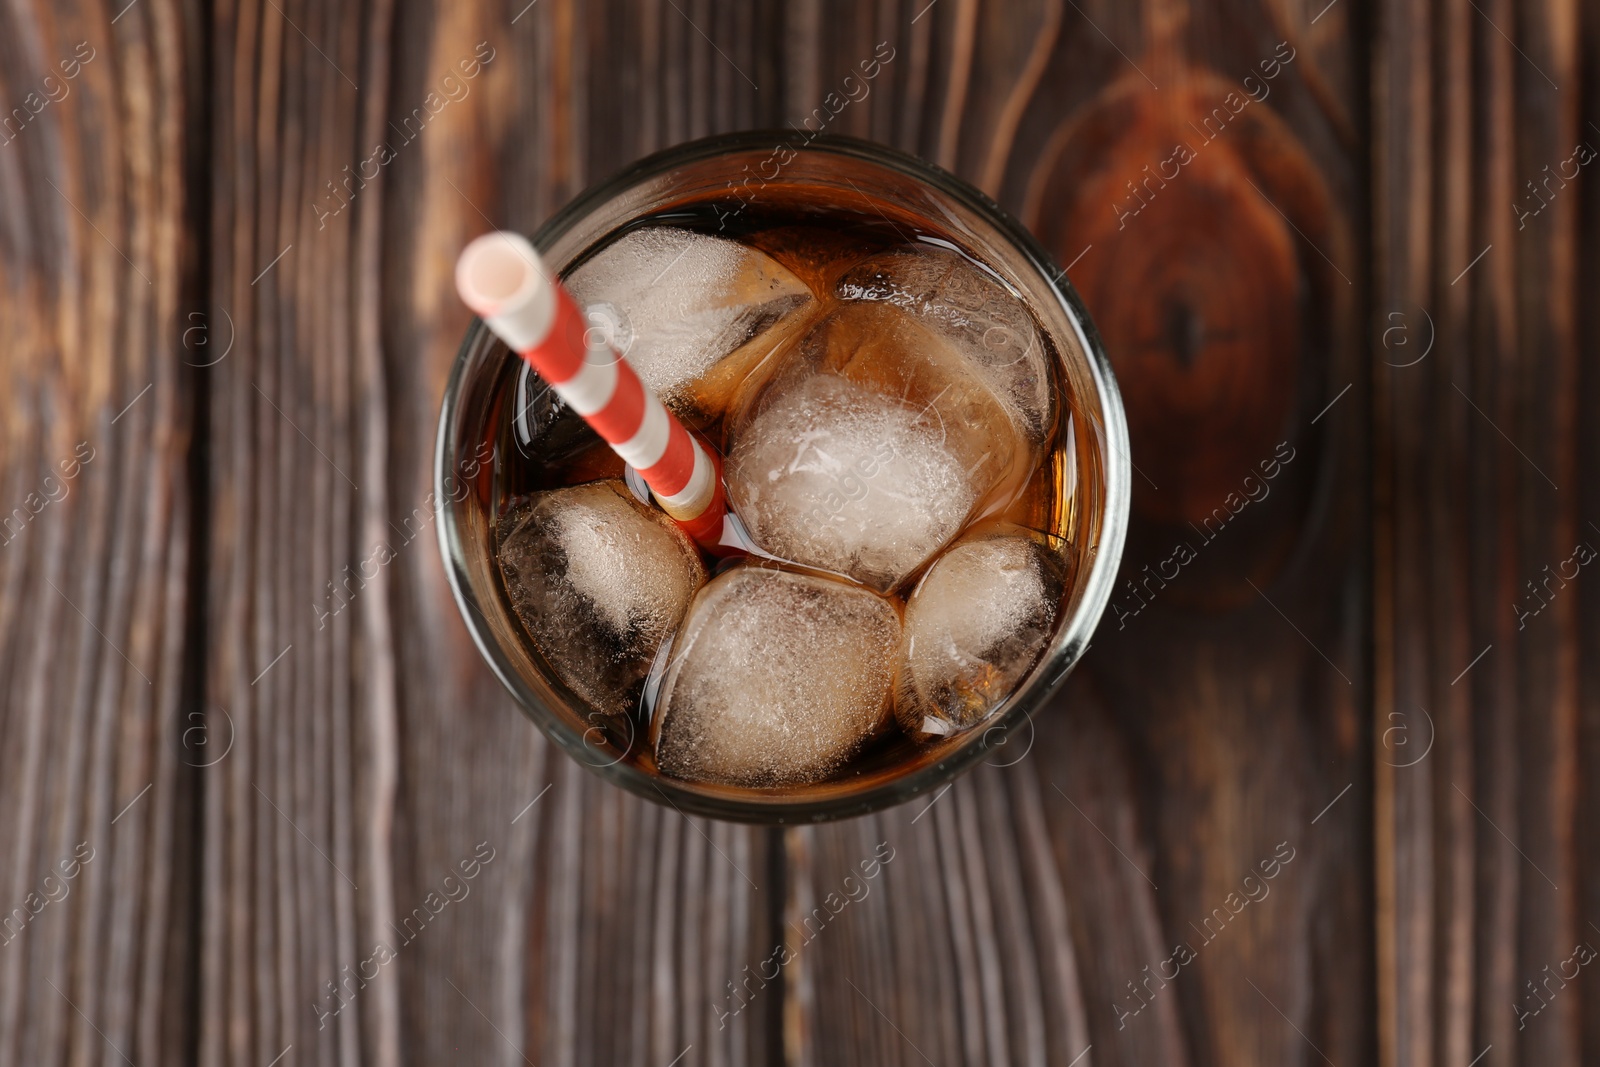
[487,185,1093,793]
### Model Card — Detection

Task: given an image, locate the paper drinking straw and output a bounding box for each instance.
[455,231,728,548]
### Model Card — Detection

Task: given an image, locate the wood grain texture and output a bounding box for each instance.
[196,0,787,1063]
[0,0,201,1063]
[1374,1,1598,1066]
[984,3,1371,1066]
[0,0,1596,1064]
[775,3,1375,1066]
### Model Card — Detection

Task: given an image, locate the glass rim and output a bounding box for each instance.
[435,130,1131,824]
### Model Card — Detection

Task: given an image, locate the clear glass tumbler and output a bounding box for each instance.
[435,132,1130,823]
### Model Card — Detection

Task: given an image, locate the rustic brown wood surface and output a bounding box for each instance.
[0,0,1595,1064]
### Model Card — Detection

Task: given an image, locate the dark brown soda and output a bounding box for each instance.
[489,192,1083,792]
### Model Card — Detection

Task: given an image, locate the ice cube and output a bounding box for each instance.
[498,480,707,719]
[895,529,1067,738]
[651,565,900,787]
[564,226,815,423]
[837,243,1054,440]
[725,302,1024,592]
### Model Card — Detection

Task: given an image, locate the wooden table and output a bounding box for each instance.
[2,0,1594,1063]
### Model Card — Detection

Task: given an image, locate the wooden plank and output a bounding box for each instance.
[0,0,201,1063]
[794,1,1375,1065]
[1374,0,1594,1064]
[197,0,786,1062]
[10,2,1598,1065]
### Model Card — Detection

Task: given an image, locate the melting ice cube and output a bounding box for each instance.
[498,480,706,719]
[726,302,1025,591]
[565,226,816,423]
[895,529,1067,738]
[651,564,900,787]
[837,242,1054,440]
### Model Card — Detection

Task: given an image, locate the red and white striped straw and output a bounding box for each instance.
[455,231,727,548]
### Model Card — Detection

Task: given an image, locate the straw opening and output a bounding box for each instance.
[456,232,545,315]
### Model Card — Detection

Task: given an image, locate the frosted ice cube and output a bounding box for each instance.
[564,226,815,423]
[725,303,1024,592]
[651,565,900,787]
[837,243,1054,439]
[895,529,1066,738]
[498,480,707,719]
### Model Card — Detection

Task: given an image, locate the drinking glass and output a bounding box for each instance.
[435,131,1130,823]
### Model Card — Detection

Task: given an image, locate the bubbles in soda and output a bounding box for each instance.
[493,199,1080,791]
